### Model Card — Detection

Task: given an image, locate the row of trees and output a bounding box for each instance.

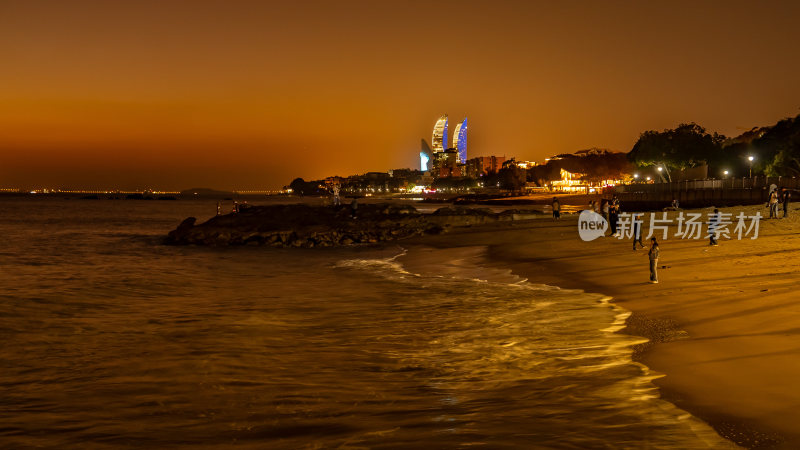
[627,113,800,178]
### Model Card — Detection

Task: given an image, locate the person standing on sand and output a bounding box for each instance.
[332,184,341,206]
[648,237,660,284]
[552,197,560,219]
[768,188,779,219]
[609,200,619,236]
[708,208,720,246]
[781,187,791,218]
[632,213,644,250]
[350,197,358,219]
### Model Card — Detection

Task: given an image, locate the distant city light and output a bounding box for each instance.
[748,155,754,162]
[633,173,639,179]
[657,166,663,172]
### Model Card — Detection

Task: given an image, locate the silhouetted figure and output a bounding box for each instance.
[648,237,660,284]
[781,187,791,218]
[552,197,560,219]
[332,185,341,206]
[768,188,779,218]
[632,213,644,250]
[708,208,719,246]
[609,197,619,236]
[350,197,358,219]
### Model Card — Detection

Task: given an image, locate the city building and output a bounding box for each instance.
[452,117,467,164]
[465,156,506,178]
[432,150,461,177]
[551,168,588,193]
[431,115,448,153]
[420,139,433,172]
[515,160,538,169]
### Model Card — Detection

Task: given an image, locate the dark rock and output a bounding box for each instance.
[165,217,197,244]
[165,203,515,248]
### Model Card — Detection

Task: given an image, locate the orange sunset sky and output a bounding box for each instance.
[2,0,800,190]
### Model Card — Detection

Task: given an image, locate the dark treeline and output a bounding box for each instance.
[628,113,800,177]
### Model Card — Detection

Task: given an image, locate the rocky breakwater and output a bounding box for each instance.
[165,203,543,248]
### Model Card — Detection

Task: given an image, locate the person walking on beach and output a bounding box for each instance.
[648,237,660,284]
[552,197,561,220]
[708,208,720,246]
[601,199,609,224]
[768,188,779,218]
[632,213,644,250]
[781,187,791,218]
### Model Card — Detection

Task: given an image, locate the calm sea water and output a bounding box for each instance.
[0,198,731,448]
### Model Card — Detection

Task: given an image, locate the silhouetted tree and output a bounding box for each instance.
[499,164,527,192]
[628,123,725,170]
[288,177,323,196]
[289,178,306,195]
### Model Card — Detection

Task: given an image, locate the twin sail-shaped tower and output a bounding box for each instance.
[422,115,467,171]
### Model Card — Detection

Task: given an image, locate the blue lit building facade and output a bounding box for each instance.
[452,117,467,164]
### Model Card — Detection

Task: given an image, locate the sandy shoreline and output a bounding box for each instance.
[401,204,800,448]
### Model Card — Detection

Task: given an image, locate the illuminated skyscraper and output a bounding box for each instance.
[420,139,433,171]
[452,117,467,163]
[431,115,448,153]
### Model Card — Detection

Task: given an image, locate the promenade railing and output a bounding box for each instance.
[612,176,799,208]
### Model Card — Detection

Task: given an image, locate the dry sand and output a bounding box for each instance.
[405,203,800,448]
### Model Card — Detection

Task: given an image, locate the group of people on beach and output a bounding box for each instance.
[583,196,662,283]
[767,186,791,219]
[583,196,623,236]
[557,194,662,283]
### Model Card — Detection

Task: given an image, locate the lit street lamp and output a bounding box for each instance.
[655,164,671,182]
[748,155,754,177]
[723,170,729,177]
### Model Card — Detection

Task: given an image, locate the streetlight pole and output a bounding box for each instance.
[748,155,754,178]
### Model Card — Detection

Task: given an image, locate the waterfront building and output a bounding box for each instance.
[431,115,448,153]
[551,168,588,193]
[452,117,467,163]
